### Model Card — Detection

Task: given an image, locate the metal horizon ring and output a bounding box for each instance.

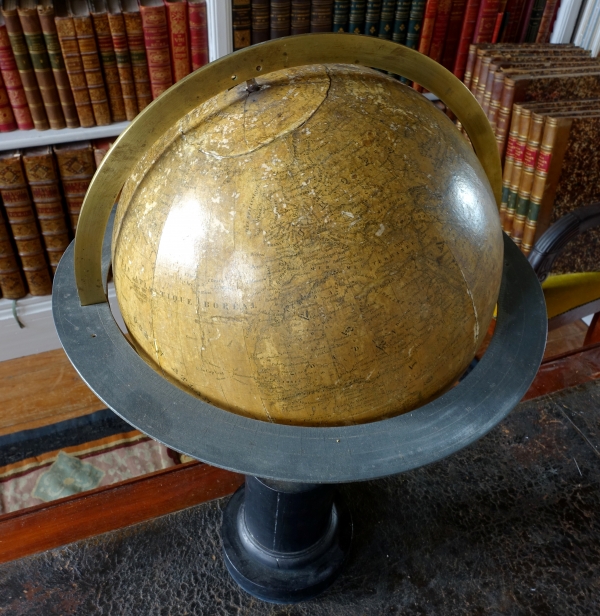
[53,227,547,484]
[73,33,502,307]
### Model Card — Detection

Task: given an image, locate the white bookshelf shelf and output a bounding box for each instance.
[0,121,131,152]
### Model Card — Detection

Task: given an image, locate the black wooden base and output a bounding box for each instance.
[221,477,352,604]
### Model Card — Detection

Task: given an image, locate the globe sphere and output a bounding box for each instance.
[112,63,503,427]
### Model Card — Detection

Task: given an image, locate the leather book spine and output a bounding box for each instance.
[54,13,95,128]
[348,0,366,34]
[165,0,191,81]
[499,104,521,225]
[428,0,453,62]
[270,1,291,38]
[521,116,571,252]
[0,213,26,299]
[333,0,350,32]
[1,8,48,130]
[0,24,33,130]
[491,0,507,41]
[452,0,482,80]
[488,69,505,132]
[292,0,311,34]
[73,12,112,125]
[0,71,17,131]
[37,6,79,129]
[481,63,497,117]
[495,76,516,159]
[91,9,127,122]
[22,147,71,273]
[524,0,545,41]
[92,137,114,166]
[107,8,138,121]
[468,46,485,93]
[53,141,96,232]
[504,106,530,235]
[416,0,438,55]
[311,0,335,33]
[516,0,535,42]
[123,6,152,110]
[378,0,396,38]
[251,0,270,42]
[500,0,526,42]
[189,0,209,69]
[405,0,425,48]
[512,110,545,246]
[17,7,66,130]
[440,0,466,71]
[364,1,382,36]
[475,55,491,105]
[462,44,478,90]
[0,151,52,295]
[139,1,173,99]
[232,0,251,50]
[535,0,558,43]
[472,0,500,43]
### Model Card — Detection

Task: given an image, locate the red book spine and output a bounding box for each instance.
[500,0,526,41]
[516,0,535,42]
[428,0,454,63]
[165,0,190,83]
[440,0,467,71]
[188,0,208,70]
[417,0,440,57]
[472,0,501,42]
[0,25,33,130]
[0,70,16,131]
[452,0,482,81]
[139,2,173,99]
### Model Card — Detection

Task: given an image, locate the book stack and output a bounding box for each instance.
[0,0,209,134]
[0,140,112,300]
[232,0,598,83]
[462,43,600,270]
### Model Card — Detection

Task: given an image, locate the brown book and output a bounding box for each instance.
[496,67,600,158]
[107,0,138,121]
[122,0,152,111]
[37,0,79,128]
[252,0,270,43]
[523,111,600,264]
[139,0,173,99]
[0,210,26,299]
[271,1,291,39]
[232,0,251,50]
[16,0,66,130]
[164,0,191,82]
[92,136,114,166]
[91,0,127,122]
[0,151,52,296]
[53,0,96,128]
[291,0,311,34]
[54,141,96,233]
[1,3,48,130]
[499,104,521,226]
[22,146,71,274]
[311,0,334,32]
[71,0,112,125]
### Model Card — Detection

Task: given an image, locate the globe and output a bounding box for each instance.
[111,63,503,427]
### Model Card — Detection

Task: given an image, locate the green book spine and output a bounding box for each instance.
[405,0,425,49]
[348,0,367,33]
[365,1,382,35]
[392,0,412,44]
[525,0,547,42]
[333,0,351,31]
[379,0,397,38]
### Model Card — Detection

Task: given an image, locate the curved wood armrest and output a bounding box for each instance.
[527,203,600,282]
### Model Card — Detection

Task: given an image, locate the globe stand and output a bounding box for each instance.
[221,476,352,603]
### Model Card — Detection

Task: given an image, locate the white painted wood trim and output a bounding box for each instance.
[0,122,130,153]
[206,0,233,61]
[0,284,126,363]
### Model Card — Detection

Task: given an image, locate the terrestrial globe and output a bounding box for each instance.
[53,34,546,605]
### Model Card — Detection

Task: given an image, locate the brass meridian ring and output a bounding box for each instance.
[74,33,501,307]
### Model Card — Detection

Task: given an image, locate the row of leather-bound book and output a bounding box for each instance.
[0,140,112,299]
[0,0,209,133]
[459,43,600,273]
[232,0,566,84]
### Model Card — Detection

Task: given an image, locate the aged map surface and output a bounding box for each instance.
[112,64,503,426]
